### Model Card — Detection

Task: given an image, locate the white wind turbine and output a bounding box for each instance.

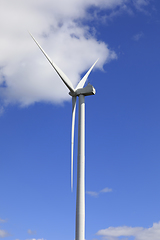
[30,33,98,240]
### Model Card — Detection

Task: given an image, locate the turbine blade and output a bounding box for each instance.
[75,59,99,90]
[29,32,75,93]
[71,96,77,191]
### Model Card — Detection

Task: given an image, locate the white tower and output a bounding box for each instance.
[30,33,97,240]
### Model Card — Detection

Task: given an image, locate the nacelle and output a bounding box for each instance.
[69,83,96,97]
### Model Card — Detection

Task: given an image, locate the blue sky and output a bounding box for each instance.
[0,1,160,240]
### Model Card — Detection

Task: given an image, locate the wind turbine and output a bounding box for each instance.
[29,33,98,240]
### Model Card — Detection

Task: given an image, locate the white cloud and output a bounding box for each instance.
[100,187,112,193]
[0,0,151,108]
[86,191,99,197]
[132,32,144,41]
[26,239,37,240]
[132,0,150,12]
[0,219,6,223]
[28,229,36,235]
[26,238,46,240]
[133,0,149,7]
[96,221,160,240]
[0,219,9,238]
[87,187,112,197]
[0,0,119,107]
[0,107,4,116]
[0,229,9,238]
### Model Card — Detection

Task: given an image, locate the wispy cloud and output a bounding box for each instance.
[0,218,7,223]
[132,31,144,41]
[28,229,37,235]
[96,221,160,240]
[0,219,9,238]
[0,0,119,108]
[86,191,99,197]
[0,229,9,238]
[0,106,4,116]
[86,187,112,197]
[100,187,112,193]
[26,238,46,240]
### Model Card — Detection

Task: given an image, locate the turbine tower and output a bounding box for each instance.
[30,33,98,240]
